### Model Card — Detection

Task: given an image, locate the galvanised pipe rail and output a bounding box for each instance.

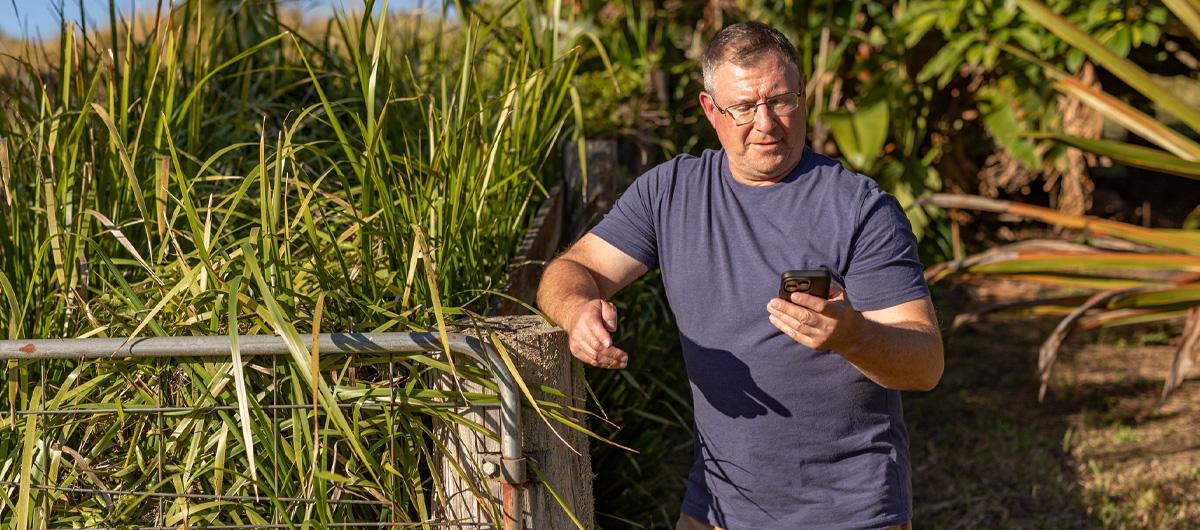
[47,524,496,529]
[0,332,525,530]
[0,480,389,505]
[11,402,478,415]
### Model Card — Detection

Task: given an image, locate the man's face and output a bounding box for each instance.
[699,52,807,186]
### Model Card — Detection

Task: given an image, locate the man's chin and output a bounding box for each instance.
[750,158,789,176]
[744,156,804,182]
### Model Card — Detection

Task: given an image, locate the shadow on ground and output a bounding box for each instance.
[909,281,1199,529]
[906,298,1098,529]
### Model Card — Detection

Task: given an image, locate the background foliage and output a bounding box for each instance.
[569,0,1200,527]
[1,0,1199,527]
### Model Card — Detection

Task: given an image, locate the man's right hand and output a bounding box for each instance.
[566,299,629,369]
[537,234,647,370]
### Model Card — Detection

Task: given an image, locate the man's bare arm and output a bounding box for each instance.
[537,234,648,369]
[768,291,943,391]
[840,297,943,391]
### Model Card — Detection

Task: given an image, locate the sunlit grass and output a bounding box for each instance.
[0,0,588,525]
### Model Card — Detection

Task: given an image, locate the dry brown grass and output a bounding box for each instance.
[910,279,1200,529]
[0,5,442,79]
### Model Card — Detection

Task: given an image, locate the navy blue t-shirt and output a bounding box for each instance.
[590,148,929,529]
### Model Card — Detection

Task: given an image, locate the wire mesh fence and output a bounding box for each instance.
[0,332,520,529]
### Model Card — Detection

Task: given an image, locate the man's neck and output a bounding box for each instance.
[728,146,807,186]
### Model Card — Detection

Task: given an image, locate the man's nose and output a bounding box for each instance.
[751,105,779,132]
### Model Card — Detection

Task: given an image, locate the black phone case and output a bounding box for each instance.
[779,270,831,299]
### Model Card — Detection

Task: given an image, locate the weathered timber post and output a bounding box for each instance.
[435,315,594,529]
[563,139,621,238]
[441,140,626,527]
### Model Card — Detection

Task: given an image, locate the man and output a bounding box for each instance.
[537,21,943,530]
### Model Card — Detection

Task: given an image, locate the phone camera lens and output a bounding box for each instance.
[784,279,811,293]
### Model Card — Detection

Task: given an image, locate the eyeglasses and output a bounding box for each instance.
[712,91,803,126]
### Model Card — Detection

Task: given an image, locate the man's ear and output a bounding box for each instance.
[699,91,719,128]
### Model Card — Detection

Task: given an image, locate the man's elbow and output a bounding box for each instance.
[910,344,944,391]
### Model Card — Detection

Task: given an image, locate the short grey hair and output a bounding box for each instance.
[702,21,801,95]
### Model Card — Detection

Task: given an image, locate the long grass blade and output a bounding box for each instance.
[309,291,325,482]
[1029,133,1200,179]
[1109,284,1200,308]
[0,272,17,339]
[15,385,41,529]
[1038,288,1142,401]
[963,252,1200,274]
[120,264,202,348]
[241,242,382,484]
[529,464,586,530]
[1161,307,1200,403]
[84,209,164,286]
[225,275,259,490]
[90,103,152,234]
[40,165,67,289]
[1053,77,1200,162]
[0,138,11,207]
[1164,0,1200,40]
[920,194,1200,254]
[156,155,170,243]
[411,225,459,382]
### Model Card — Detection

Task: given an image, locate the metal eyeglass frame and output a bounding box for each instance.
[711,90,803,126]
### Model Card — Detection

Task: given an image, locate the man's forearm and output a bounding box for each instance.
[840,319,944,391]
[537,258,601,328]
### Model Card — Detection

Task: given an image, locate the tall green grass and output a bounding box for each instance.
[0,0,586,525]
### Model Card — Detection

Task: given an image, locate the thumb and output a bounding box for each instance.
[600,300,618,332]
[830,282,846,301]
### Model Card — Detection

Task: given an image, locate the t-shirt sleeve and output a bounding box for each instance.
[588,170,662,269]
[843,188,930,311]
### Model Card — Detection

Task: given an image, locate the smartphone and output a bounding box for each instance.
[778,270,831,300]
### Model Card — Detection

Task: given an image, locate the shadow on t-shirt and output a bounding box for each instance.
[682,335,792,419]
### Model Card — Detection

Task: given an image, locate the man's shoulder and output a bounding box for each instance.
[639,149,723,180]
[622,149,722,199]
[798,151,895,218]
[802,150,882,195]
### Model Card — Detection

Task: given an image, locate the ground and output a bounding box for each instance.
[908,280,1200,529]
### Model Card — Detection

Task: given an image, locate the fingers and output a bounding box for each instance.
[569,338,628,369]
[770,297,825,325]
[787,291,829,313]
[767,298,826,350]
[769,302,811,329]
[569,317,611,358]
[567,299,628,369]
[595,345,630,369]
[768,314,818,349]
[767,300,822,334]
[600,300,618,332]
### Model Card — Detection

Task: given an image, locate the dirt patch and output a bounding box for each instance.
[910,280,1200,529]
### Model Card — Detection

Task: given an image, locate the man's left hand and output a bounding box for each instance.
[767,283,864,353]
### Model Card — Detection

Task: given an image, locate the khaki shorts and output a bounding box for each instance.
[676,513,914,530]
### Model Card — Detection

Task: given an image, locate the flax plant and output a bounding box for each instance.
[0,0,589,526]
[920,0,1200,404]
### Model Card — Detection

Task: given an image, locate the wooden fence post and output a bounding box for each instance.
[563,139,621,238]
[435,315,594,529]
